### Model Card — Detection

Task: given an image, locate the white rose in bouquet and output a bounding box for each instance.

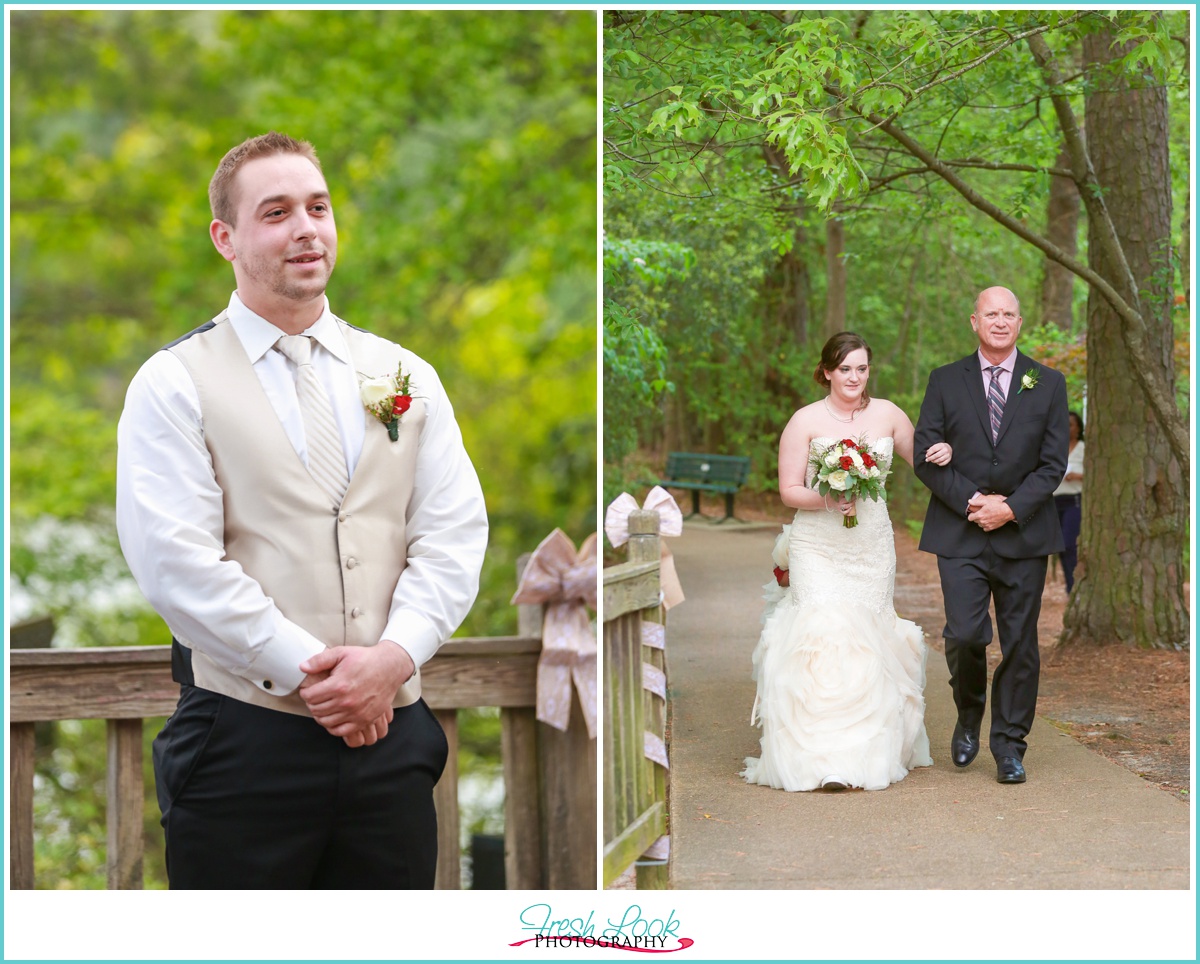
[826,469,851,491]
[824,452,840,469]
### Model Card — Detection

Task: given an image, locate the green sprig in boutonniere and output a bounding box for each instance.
[360,363,414,442]
[1018,368,1039,393]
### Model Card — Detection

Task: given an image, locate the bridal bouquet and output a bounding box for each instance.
[810,437,890,529]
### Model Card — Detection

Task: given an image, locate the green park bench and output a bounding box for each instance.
[655,452,751,523]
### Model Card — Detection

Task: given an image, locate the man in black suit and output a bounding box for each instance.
[913,286,1069,784]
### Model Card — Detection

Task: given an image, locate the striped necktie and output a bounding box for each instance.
[986,365,1006,444]
[274,334,350,507]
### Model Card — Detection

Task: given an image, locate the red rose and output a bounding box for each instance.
[773,566,789,587]
[842,438,857,449]
[393,395,412,415]
[840,455,854,470]
[862,452,876,469]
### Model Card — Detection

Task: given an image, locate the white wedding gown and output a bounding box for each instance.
[742,437,933,791]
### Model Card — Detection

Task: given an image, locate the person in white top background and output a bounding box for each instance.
[1052,411,1085,594]
[116,132,488,888]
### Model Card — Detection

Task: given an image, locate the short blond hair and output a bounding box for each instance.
[208,132,322,226]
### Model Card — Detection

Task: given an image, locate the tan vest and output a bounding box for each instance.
[168,313,424,715]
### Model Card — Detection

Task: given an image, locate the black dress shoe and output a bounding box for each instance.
[996,757,1026,784]
[951,721,980,768]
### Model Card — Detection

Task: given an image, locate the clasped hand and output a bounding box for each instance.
[298,642,415,748]
[967,493,1015,532]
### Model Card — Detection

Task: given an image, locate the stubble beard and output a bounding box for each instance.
[243,250,337,305]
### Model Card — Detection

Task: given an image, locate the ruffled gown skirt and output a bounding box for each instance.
[743,478,932,791]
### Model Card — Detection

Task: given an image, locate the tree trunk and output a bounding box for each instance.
[824,215,846,336]
[760,217,812,346]
[1061,28,1187,650]
[761,144,812,345]
[1041,144,1080,329]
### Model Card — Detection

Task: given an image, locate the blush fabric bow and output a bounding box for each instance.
[603,485,685,610]
[511,529,597,737]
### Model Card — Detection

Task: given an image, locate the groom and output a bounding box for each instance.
[913,286,1068,784]
[116,132,488,886]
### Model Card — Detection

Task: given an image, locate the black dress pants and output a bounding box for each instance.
[937,545,1047,762]
[153,685,448,889]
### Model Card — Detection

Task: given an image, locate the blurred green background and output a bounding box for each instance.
[8,8,597,888]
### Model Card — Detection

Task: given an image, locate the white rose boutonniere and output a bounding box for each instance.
[1018,368,1039,394]
[360,362,414,442]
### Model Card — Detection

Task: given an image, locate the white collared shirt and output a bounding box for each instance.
[116,292,488,696]
[978,346,1017,400]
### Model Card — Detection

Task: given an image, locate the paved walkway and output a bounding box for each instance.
[665,519,1190,889]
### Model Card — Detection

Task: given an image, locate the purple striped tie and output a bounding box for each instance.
[986,366,1005,443]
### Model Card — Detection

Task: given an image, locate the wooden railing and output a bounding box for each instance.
[10,601,596,890]
[602,509,669,888]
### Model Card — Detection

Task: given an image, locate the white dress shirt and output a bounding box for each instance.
[116,292,488,696]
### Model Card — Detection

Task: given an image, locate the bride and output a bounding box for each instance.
[742,331,951,792]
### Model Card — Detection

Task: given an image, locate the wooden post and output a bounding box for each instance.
[433,709,460,890]
[517,552,597,889]
[105,719,144,889]
[10,723,36,890]
[627,511,669,889]
[626,510,660,566]
[506,553,546,889]
[500,706,541,888]
[539,692,597,889]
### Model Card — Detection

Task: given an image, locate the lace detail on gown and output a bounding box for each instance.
[742,437,933,791]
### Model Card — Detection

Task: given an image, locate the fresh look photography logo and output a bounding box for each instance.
[511,903,694,952]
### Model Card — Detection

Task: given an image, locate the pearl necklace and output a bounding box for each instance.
[823,396,860,423]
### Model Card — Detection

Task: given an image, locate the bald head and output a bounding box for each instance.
[974,286,1020,317]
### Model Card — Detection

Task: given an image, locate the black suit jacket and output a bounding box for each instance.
[913,350,1069,559]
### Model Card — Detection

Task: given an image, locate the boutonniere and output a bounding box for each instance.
[1018,368,1039,393]
[360,363,414,442]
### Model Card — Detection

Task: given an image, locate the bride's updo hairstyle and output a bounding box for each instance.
[815,331,873,407]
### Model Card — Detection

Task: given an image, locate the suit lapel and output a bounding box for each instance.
[960,353,993,442]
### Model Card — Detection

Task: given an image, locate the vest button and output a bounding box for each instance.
[346,557,357,569]
[338,513,348,523]
[992,458,999,465]
[351,607,362,618]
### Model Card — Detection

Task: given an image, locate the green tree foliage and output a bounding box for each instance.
[605,9,1188,471]
[10,8,596,888]
[605,10,1189,648]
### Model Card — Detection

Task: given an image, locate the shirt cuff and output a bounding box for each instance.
[239,621,326,697]
[381,609,443,668]
[967,490,982,517]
